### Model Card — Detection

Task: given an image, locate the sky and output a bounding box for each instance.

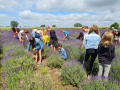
[0,0,120,27]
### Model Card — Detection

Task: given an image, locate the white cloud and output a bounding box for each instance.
[18,10,120,27]
[0,14,9,18]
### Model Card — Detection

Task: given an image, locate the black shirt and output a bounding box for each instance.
[98,43,115,64]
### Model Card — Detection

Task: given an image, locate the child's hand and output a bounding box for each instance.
[33,49,35,51]
[81,46,83,49]
[27,51,29,53]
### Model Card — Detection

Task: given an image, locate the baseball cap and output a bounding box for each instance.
[35,33,40,38]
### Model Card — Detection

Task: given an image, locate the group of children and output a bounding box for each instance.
[12,26,68,66]
[81,25,115,79]
[12,25,116,80]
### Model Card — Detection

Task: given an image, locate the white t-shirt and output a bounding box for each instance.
[84,29,89,40]
[19,30,24,34]
[33,29,38,32]
[36,30,43,36]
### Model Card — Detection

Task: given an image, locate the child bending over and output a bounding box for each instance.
[27,35,43,66]
[18,29,31,42]
[61,30,70,40]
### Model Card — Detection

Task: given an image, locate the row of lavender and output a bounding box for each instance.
[42,29,120,89]
[1,29,120,89]
[0,30,51,90]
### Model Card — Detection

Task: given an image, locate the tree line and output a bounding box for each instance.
[6,21,120,29]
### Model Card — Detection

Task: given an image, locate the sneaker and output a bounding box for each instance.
[34,62,37,64]
[37,63,42,66]
[87,75,91,80]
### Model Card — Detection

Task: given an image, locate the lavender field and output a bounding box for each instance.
[0,29,120,90]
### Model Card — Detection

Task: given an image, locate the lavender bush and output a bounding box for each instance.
[0,30,52,89]
[46,53,64,68]
[61,59,87,86]
[19,73,52,90]
[79,76,120,90]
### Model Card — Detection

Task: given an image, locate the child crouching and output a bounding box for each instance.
[58,43,67,60]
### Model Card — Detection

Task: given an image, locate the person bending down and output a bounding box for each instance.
[18,29,31,42]
[58,43,67,60]
[27,36,43,66]
[61,30,70,40]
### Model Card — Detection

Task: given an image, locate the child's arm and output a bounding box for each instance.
[111,46,115,59]
[64,34,67,38]
[81,40,84,49]
[32,31,35,37]
[27,42,32,52]
[26,34,28,40]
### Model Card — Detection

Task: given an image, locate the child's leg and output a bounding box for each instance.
[87,49,97,75]
[38,50,42,63]
[35,50,39,62]
[83,50,91,69]
[13,33,16,37]
[103,64,111,78]
[53,46,56,53]
[47,42,50,46]
[98,63,103,78]
[51,44,53,50]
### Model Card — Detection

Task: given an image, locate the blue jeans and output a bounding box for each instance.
[47,42,50,46]
[66,34,69,40]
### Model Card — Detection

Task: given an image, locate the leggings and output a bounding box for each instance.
[83,49,97,75]
[98,63,111,78]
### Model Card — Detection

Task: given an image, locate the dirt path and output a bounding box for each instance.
[32,54,78,90]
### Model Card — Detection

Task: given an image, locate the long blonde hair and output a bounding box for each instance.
[89,25,100,35]
[24,29,31,35]
[98,32,113,46]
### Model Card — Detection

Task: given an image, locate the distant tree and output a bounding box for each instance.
[10,21,19,27]
[6,26,9,27]
[40,25,46,27]
[74,23,82,27]
[110,22,119,29]
[52,25,56,27]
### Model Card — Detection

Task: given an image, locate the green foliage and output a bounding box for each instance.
[39,67,47,74]
[61,59,87,86]
[46,53,64,68]
[18,73,52,90]
[110,22,119,29]
[63,44,83,60]
[42,48,51,59]
[69,36,76,40]
[74,23,82,27]
[40,25,46,27]
[81,80,120,90]
[10,21,19,27]
[52,25,56,27]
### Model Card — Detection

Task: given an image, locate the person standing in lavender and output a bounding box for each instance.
[83,25,101,79]
[98,32,115,79]
[61,30,70,40]
[47,27,58,53]
[81,26,89,49]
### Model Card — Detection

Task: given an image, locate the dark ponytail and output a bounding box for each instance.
[29,37,35,49]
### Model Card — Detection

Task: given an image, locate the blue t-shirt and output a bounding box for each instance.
[64,31,69,35]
